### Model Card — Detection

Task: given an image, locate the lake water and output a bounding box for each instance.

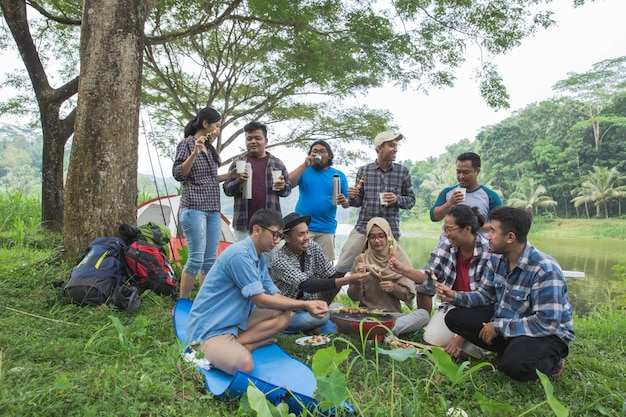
[334,224,626,315]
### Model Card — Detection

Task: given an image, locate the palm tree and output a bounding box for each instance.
[421,164,453,198]
[571,166,626,219]
[507,177,557,215]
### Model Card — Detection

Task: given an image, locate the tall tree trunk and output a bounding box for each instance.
[63,0,145,256]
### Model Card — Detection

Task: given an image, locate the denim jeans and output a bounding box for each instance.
[283,310,331,334]
[180,208,221,276]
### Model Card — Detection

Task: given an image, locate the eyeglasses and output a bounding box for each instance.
[367,233,387,241]
[259,225,283,240]
[441,226,461,234]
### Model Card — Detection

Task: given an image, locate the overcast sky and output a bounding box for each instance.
[345,0,626,164]
[206,0,626,176]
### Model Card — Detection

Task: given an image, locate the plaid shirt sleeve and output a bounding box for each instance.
[267,154,291,200]
[222,159,242,197]
[223,153,291,231]
[262,154,291,216]
[349,166,365,207]
[423,234,490,295]
[172,136,220,211]
[395,164,416,210]
[310,241,337,279]
[270,248,308,299]
[270,242,335,301]
[491,246,575,341]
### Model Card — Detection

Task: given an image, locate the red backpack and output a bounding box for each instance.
[124,240,179,298]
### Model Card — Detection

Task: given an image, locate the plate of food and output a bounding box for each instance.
[332,306,387,316]
[295,335,331,346]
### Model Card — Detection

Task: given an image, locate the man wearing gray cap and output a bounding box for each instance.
[332,131,416,292]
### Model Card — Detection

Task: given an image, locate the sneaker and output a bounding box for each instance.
[183,347,212,370]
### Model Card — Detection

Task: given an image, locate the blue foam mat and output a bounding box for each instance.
[173,298,318,413]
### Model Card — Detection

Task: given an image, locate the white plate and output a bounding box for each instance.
[295,335,331,346]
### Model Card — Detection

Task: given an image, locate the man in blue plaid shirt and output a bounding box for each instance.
[437,207,575,381]
[334,131,416,276]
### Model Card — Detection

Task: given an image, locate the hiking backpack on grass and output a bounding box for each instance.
[124,240,179,298]
[138,222,171,252]
[62,237,128,307]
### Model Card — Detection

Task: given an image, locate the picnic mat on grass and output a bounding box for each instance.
[173,298,318,414]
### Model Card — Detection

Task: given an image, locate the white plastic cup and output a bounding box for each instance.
[235,160,246,174]
[272,170,282,191]
[458,187,467,201]
[379,192,388,206]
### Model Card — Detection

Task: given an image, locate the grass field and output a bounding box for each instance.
[1,193,626,416]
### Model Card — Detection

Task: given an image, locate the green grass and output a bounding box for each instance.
[527,217,626,240]
[1,244,626,416]
[400,214,626,241]
[1,191,626,416]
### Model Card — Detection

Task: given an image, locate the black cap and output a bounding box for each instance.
[282,212,311,234]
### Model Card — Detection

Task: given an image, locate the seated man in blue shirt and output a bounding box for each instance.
[185,209,328,376]
[436,207,575,381]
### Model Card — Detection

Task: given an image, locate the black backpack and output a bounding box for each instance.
[62,237,133,307]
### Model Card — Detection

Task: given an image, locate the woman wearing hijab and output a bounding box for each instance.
[173,107,238,299]
[347,217,418,313]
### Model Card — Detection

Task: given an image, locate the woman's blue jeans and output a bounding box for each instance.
[180,208,221,276]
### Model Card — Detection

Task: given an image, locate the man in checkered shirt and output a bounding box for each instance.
[437,207,575,382]
[334,131,416,280]
[270,213,368,333]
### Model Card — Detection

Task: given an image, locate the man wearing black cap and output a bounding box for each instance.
[270,212,369,334]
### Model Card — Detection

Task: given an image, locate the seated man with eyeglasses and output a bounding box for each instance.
[185,209,329,376]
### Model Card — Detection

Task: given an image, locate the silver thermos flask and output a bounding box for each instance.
[332,173,340,205]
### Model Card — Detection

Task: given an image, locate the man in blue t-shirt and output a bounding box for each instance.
[420,152,502,312]
[289,140,349,261]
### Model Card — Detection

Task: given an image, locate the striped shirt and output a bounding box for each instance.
[349,161,415,239]
[431,184,502,223]
[172,136,221,212]
[452,244,575,344]
[222,152,291,231]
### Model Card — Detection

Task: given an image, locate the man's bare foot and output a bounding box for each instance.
[242,337,277,352]
[306,327,321,335]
